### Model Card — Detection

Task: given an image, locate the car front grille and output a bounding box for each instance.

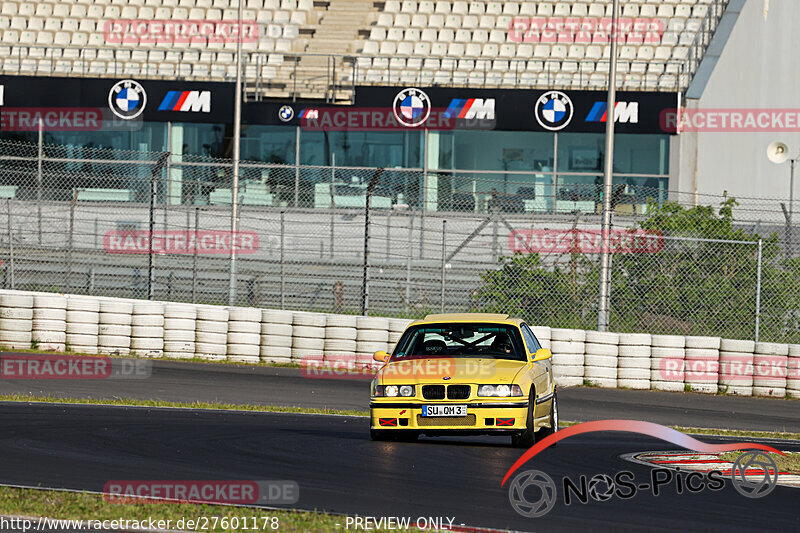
[416,414,477,427]
[446,385,471,399]
[422,385,446,399]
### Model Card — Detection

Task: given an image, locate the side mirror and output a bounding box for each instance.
[531,348,552,362]
[373,350,390,363]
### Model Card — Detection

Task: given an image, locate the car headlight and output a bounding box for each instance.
[399,385,415,397]
[374,385,415,397]
[478,384,523,397]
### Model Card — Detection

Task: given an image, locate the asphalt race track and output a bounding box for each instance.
[0,360,799,432]
[1,360,799,532]
[0,403,798,533]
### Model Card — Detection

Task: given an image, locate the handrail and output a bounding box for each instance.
[682,0,730,93]
[1,19,727,98]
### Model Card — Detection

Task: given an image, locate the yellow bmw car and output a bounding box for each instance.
[370,313,557,446]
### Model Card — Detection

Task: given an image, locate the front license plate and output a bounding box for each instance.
[422,405,468,417]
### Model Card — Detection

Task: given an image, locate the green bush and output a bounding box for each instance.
[478,198,800,342]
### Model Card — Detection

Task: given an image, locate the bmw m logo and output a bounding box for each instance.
[534,90,573,131]
[393,87,430,128]
[108,79,146,120]
[278,105,294,122]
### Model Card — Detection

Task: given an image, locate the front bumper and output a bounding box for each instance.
[369,401,528,432]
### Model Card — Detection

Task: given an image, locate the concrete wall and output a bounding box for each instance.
[690,0,800,201]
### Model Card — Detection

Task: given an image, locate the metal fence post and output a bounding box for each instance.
[440,219,446,312]
[147,170,156,300]
[491,207,499,262]
[6,199,13,290]
[386,210,392,260]
[361,168,384,316]
[330,153,335,259]
[37,117,43,245]
[294,126,300,207]
[66,190,77,293]
[192,207,199,304]
[406,208,414,313]
[419,207,425,259]
[280,210,285,309]
[755,238,763,342]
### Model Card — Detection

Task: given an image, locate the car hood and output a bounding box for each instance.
[376,357,527,384]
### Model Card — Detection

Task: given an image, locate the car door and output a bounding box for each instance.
[520,323,553,396]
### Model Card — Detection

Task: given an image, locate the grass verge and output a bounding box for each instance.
[670,426,800,441]
[719,451,800,475]
[2,394,799,442]
[1,346,303,369]
[0,486,371,532]
[0,394,369,417]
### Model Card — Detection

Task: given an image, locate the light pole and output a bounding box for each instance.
[789,157,797,255]
[597,0,620,332]
[767,141,798,257]
[228,0,245,305]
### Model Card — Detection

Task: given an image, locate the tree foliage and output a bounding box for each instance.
[478,198,800,341]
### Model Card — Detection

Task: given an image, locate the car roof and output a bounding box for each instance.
[410,313,524,326]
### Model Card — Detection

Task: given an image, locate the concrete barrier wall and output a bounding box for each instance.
[1,290,798,398]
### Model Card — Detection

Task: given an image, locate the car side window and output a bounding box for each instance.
[520,324,541,352]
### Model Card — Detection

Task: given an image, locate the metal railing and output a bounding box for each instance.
[0,139,796,342]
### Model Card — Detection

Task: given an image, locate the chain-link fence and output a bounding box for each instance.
[0,139,799,342]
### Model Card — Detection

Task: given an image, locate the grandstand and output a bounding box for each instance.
[0,0,729,99]
[6,0,788,217]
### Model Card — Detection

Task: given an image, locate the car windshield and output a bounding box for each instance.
[392,323,526,362]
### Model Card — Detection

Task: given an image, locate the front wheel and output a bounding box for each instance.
[537,389,559,441]
[511,391,536,448]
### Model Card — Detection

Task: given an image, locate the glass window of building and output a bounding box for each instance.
[299,129,423,209]
[429,130,555,213]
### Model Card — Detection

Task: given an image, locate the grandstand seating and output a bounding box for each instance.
[0,0,314,84]
[0,0,725,96]
[351,0,712,90]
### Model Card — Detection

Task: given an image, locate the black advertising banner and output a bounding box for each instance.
[0,76,678,134]
[256,86,678,134]
[239,101,320,126]
[0,76,235,128]
[351,86,678,134]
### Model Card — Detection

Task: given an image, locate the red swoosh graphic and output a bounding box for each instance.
[501,419,784,486]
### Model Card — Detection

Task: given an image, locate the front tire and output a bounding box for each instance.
[537,389,559,442]
[511,390,536,448]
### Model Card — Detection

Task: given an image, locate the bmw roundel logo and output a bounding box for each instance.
[278,105,294,122]
[108,79,147,120]
[393,88,430,128]
[534,90,573,131]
